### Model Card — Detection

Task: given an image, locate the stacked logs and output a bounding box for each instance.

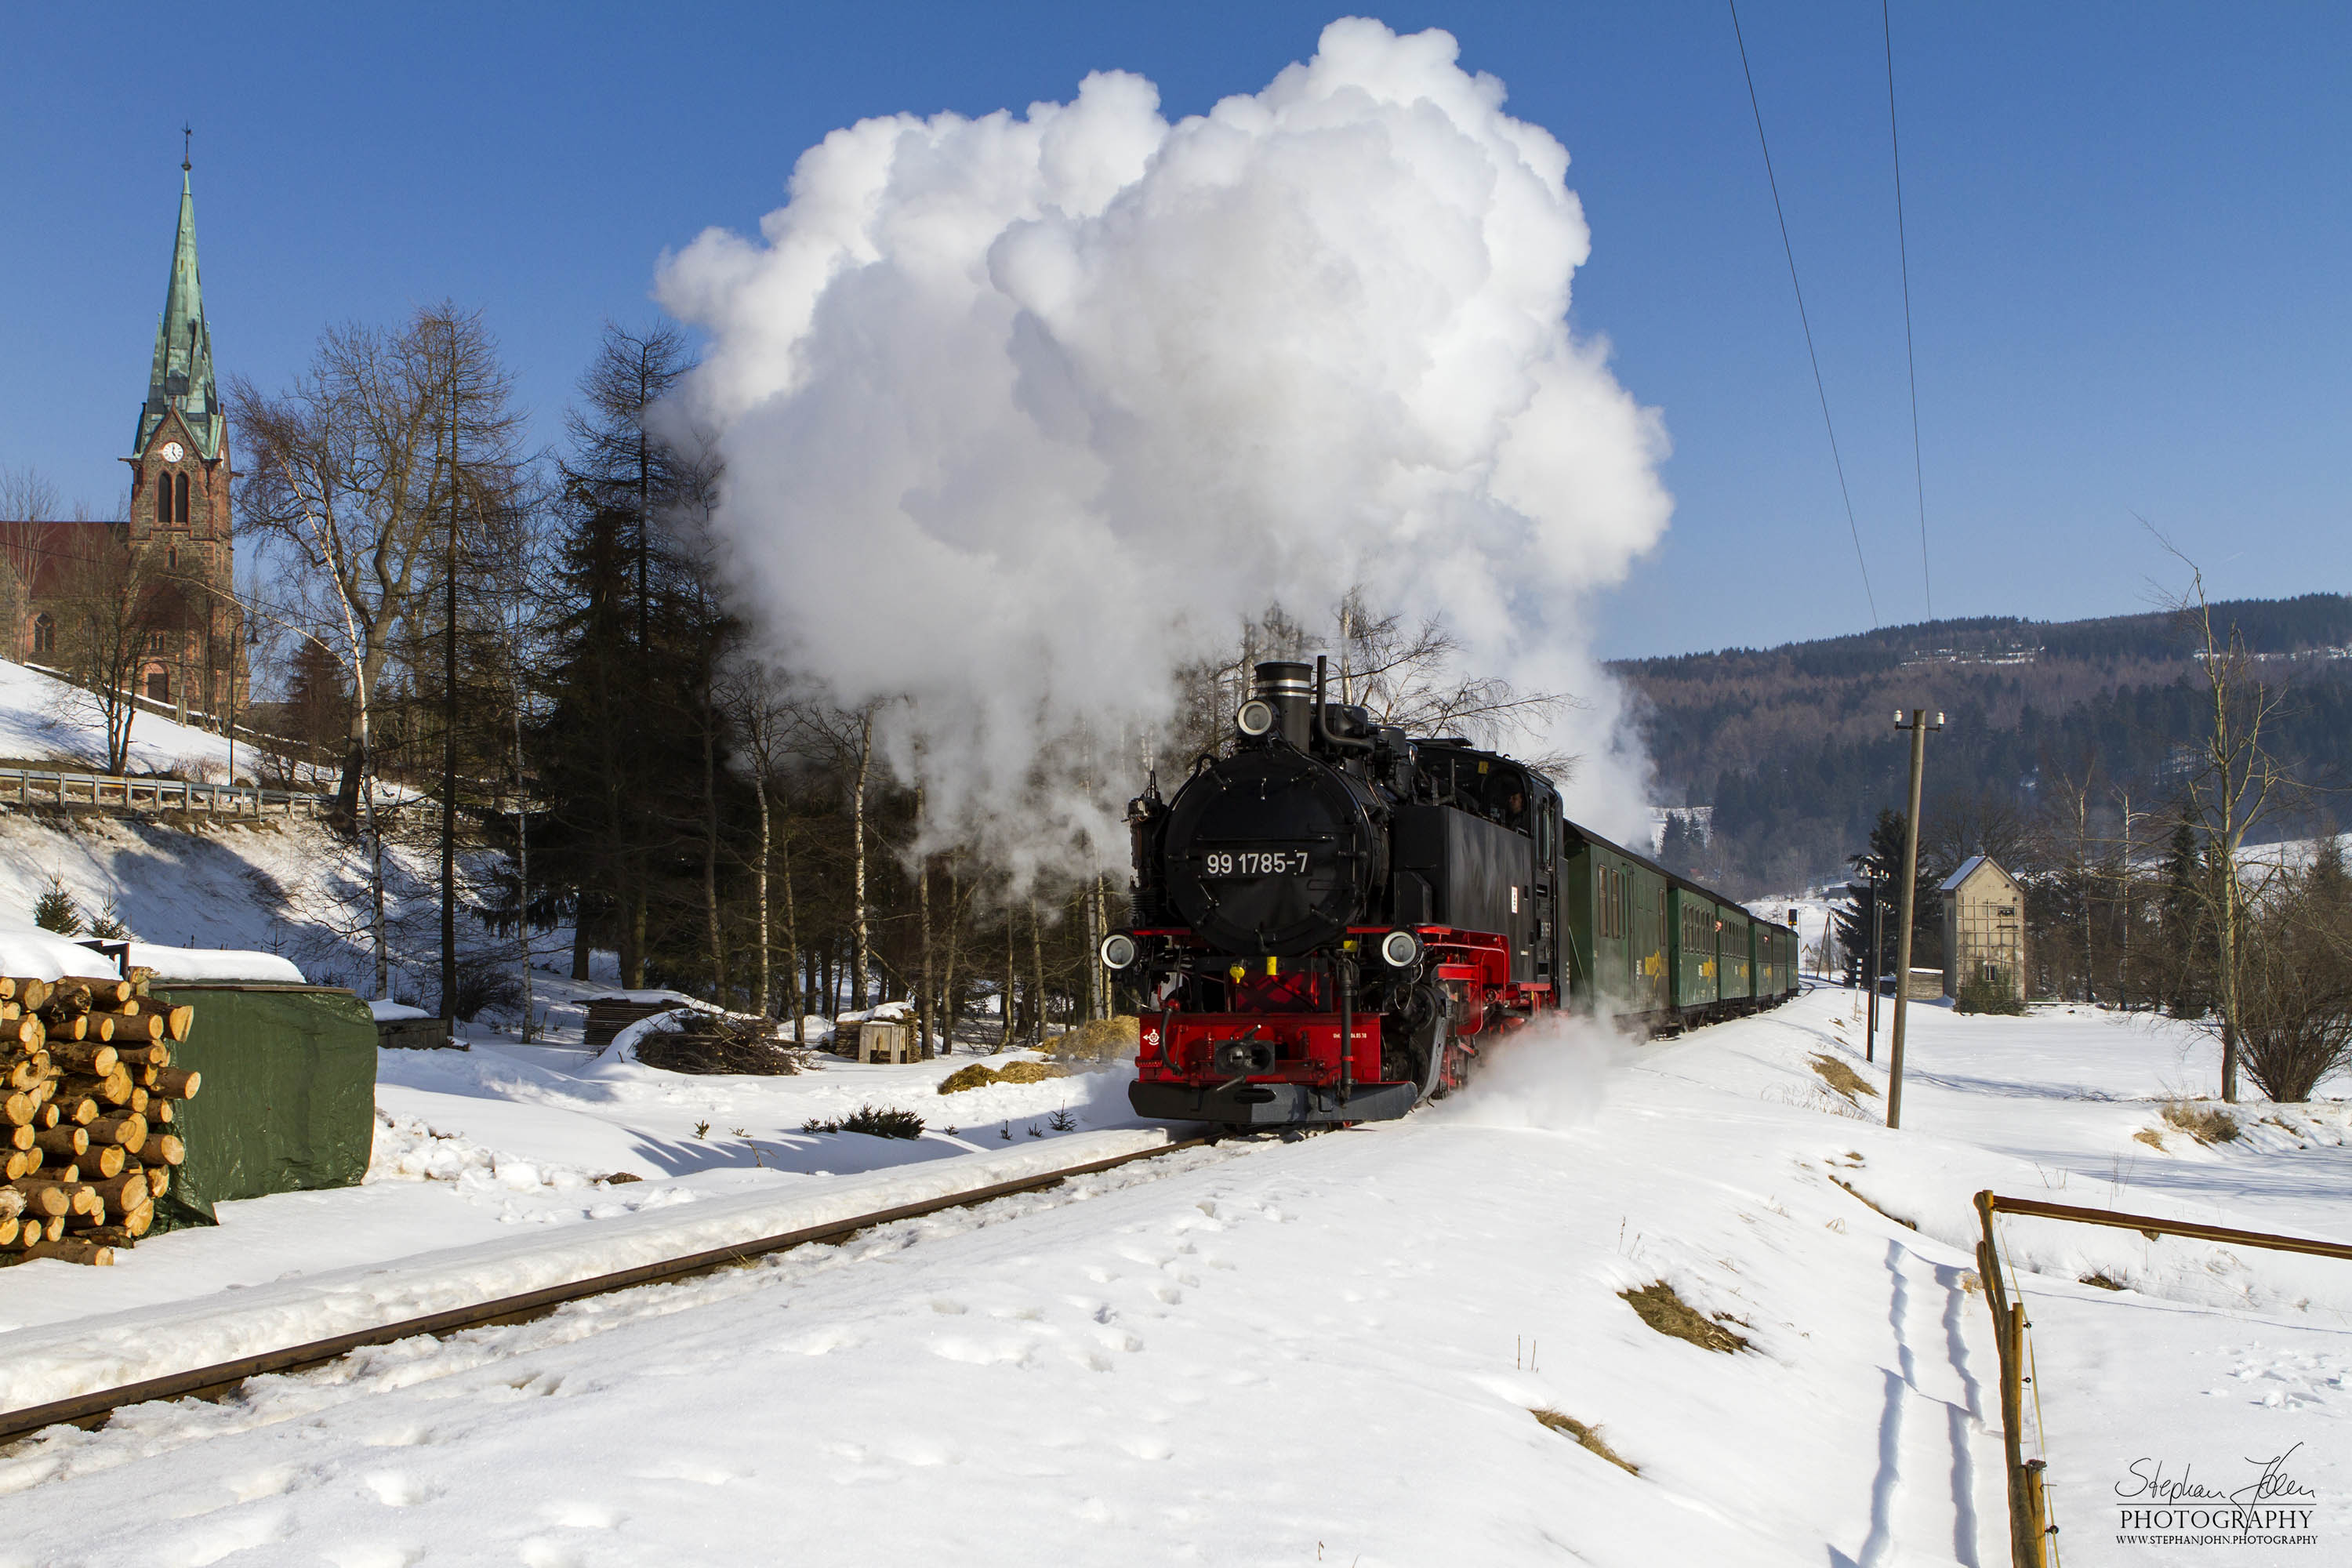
[1,975,198,1266]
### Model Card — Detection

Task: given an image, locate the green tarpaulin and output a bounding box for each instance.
[144,983,377,1232]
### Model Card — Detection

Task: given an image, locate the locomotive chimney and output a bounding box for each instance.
[1249,660,1314,747]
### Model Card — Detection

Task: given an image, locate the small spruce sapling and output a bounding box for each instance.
[32,877,83,936]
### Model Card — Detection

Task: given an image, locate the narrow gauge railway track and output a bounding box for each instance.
[0,1135,1216,1450]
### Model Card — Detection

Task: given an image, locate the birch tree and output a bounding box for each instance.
[794,699,887,1011]
[234,307,492,995]
[724,660,804,1035]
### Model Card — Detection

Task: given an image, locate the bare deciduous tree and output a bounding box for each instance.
[2162,547,2297,1101]
[793,699,889,1011]
[50,515,169,773]
[235,305,510,996]
[0,465,60,522]
[2236,838,2352,1102]
[1330,590,1583,775]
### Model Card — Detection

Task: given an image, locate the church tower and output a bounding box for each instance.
[129,148,228,544]
[119,145,243,722]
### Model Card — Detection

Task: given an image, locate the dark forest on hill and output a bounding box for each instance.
[1617,596,2352,898]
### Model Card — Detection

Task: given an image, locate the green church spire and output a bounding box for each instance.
[136,144,221,460]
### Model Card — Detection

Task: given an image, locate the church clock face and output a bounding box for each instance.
[160,441,184,463]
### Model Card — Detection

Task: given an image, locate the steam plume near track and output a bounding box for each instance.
[659,19,1671,878]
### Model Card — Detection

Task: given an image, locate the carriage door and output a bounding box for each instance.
[1529,782,1558,990]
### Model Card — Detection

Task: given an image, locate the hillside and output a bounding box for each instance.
[1616,594,2352,895]
[0,656,554,1014]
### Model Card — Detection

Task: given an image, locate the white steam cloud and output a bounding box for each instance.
[659,18,1671,877]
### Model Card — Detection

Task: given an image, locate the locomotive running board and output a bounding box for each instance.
[1129,1080,1417,1127]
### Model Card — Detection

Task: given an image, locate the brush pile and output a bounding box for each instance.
[634,1011,810,1076]
[1,975,198,1266]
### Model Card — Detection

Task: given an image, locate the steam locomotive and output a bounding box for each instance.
[1103,659,1797,1128]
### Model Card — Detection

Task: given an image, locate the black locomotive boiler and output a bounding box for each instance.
[1104,659,1795,1129]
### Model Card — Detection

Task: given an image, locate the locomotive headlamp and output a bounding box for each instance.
[1235,699,1276,738]
[1378,929,1422,968]
[1099,932,1139,971]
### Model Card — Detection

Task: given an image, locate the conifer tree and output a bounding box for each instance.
[32,877,83,936]
[1834,810,1937,985]
[531,323,710,989]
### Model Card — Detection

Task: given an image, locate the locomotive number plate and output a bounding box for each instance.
[1203,850,1311,876]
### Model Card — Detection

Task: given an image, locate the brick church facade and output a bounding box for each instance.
[0,158,245,728]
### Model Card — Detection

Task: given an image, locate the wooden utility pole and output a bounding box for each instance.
[1886,710,1941,1128]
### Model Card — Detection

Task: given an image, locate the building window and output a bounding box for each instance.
[174,472,190,523]
[31,614,53,655]
[147,629,169,654]
[167,543,178,569]
[155,473,170,524]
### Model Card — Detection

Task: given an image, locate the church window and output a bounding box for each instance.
[147,629,170,654]
[168,543,178,569]
[31,615,53,655]
[174,472,190,523]
[155,472,169,524]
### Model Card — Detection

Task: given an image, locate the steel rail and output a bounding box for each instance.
[0,1136,1210,1446]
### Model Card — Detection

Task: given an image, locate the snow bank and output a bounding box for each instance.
[0,922,304,985]
[368,999,430,1022]
[0,1128,1171,1414]
[0,921,117,981]
[127,942,304,984]
[365,1112,699,1229]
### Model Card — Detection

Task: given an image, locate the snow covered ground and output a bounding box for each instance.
[0,659,240,779]
[0,989,2343,1565]
[0,1032,1141,1339]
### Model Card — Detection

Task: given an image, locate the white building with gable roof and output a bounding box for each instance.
[1940,855,2027,1001]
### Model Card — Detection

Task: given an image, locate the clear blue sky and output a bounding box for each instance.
[3,3,2346,658]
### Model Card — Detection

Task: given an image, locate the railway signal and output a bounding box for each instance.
[1867,880,1884,1062]
[1886,710,1944,1129]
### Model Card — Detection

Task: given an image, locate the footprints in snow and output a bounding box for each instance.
[362,1470,441,1508]
[896,1192,1274,1378]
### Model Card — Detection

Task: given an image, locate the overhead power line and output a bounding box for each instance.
[1882,0,1933,622]
[1726,0,1878,627]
